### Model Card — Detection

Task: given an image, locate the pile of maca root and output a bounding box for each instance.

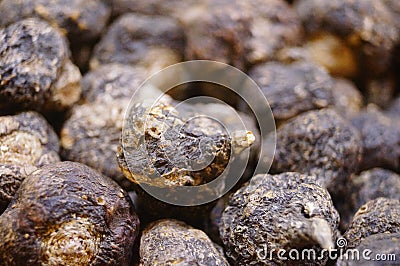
[1,0,400,265]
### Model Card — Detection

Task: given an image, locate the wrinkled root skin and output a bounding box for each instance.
[344,198,400,249]
[220,172,340,265]
[0,161,139,266]
[267,109,362,196]
[140,219,229,266]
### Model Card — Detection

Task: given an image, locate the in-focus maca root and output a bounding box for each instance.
[0,161,140,266]
[343,197,400,249]
[244,61,335,122]
[178,102,260,183]
[90,13,185,73]
[117,92,255,224]
[61,64,148,190]
[0,0,111,43]
[265,108,362,196]
[337,233,400,265]
[220,172,340,265]
[118,95,255,187]
[351,105,400,172]
[0,18,81,112]
[139,219,229,266]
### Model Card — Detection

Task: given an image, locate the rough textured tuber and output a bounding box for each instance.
[220,172,340,265]
[0,18,81,112]
[61,64,148,190]
[140,219,229,266]
[0,161,140,266]
[0,0,111,43]
[265,108,362,195]
[343,198,400,249]
[351,105,400,172]
[90,13,185,74]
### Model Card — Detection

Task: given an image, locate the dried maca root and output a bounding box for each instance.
[90,13,185,73]
[220,172,340,265]
[140,219,229,266]
[0,164,37,212]
[277,33,359,78]
[331,78,363,119]
[237,0,304,66]
[105,0,198,18]
[0,111,60,167]
[182,102,261,182]
[295,0,399,76]
[119,97,255,187]
[338,168,400,229]
[117,94,255,224]
[0,111,60,212]
[351,105,400,172]
[62,102,132,189]
[79,64,148,103]
[265,108,361,195]
[180,0,251,70]
[61,64,147,190]
[349,168,400,213]
[343,198,400,249]
[0,0,111,43]
[245,61,334,122]
[182,0,303,69]
[0,18,81,112]
[337,233,400,266]
[0,161,140,266]
[244,59,363,122]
